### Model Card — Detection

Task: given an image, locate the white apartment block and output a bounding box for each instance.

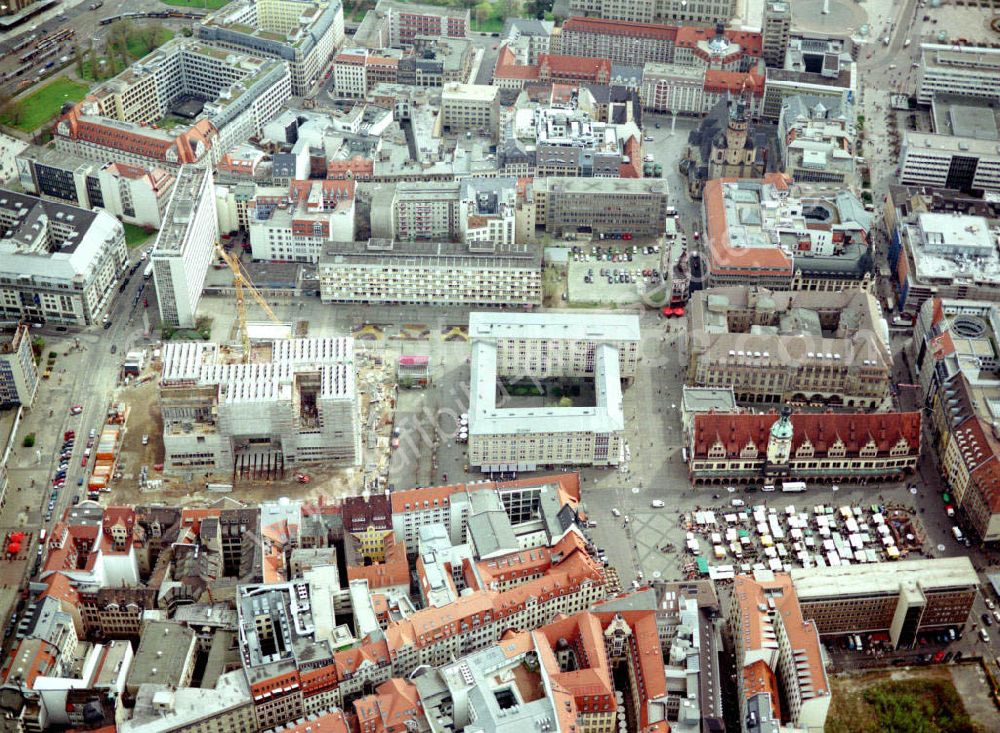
[466,312,640,471]
[317,239,541,307]
[568,0,736,24]
[440,83,500,142]
[248,180,356,263]
[900,131,1000,193]
[469,311,640,379]
[918,44,1000,106]
[332,51,368,97]
[0,325,39,408]
[0,190,127,327]
[199,0,345,96]
[152,167,219,328]
[159,337,359,476]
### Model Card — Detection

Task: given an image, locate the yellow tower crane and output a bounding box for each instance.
[215,243,280,361]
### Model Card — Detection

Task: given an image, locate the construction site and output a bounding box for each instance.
[85,242,399,507]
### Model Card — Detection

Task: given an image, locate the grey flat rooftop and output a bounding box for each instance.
[468,311,640,342]
[789,557,979,599]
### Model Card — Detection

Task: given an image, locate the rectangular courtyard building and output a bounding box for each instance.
[198,0,345,96]
[159,337,359,479]
[466,312,639,471]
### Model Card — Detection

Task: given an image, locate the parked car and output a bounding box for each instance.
[69,405,83,415]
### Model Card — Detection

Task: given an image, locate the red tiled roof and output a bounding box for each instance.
[676,26,762,57]
[704,174,793,275]
[693,411,922,460]
[703,69,765,96]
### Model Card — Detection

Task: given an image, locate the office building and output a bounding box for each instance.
[512,104,639,178]
[320,241,535,308]
[372,178,516,245]
[0,190,127,327]
[248,179,356,263]
[890,210,1000,315]
[331,49,399,97]
[17,146,176,229]
[761,1,791,68]
[152,166,218,329]
[789,558,979,648]
[777,93,858,187]
[730,572,830,733]
[126,622,197,698]
[918,44,1000,105]
[533,177,669,237]
[567,0,737,25]
[0,325,38,408]
[688,407,921,485]
[701,175,874,291]
[356,0,469,49]
[687,286,892,407]
[639,62,766,116]
[558,16,678,66]
[398,35,475,87]
[440,83,500,141]
[159,337,359,476]
[198,0,345,96]
[913,298,1000,542]
[121,673,255,733]
[55,40,291,168]
[500,17,553,64]
[467,312,639,470]
[900,131,1000,194]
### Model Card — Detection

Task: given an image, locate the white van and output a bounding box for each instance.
[651,500,665,508]
[952,526,964,541]
[762,484,776,492]
[731,498,746,507]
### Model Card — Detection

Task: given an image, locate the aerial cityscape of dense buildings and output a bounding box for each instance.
[2,0,1000,731]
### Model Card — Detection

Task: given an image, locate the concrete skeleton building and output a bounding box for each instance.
[686,286,892,408]
[789,558,979,649]
[0,189,127,327]
[532,176,669,237]
[761,1,791,68]
[152,166,219,329]
[55,40,291,168]
[159,337,359,478]
[197,0,346,96]
[700,174,874,292]
[913,298,1000,542]
[0,325,39,409]
[467,312,639,470]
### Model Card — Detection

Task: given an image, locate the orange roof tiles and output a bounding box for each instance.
[347,535,409,589]
[692,410,921,461]
[675,26,763,57]
[278,709,350,733]
[704,69,765,96]
[743,659,781,720]
[703,174,793,276]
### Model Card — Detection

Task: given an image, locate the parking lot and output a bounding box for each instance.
[566,242,667,305]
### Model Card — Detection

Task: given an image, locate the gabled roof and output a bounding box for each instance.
[693,410,921,459]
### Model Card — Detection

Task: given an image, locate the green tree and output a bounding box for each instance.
[22,433,35,448]
[75,45,85,77]
[474,1,491,26]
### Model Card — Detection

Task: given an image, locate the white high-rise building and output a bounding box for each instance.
[918,44,1000,105]
[152,166,218,328]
